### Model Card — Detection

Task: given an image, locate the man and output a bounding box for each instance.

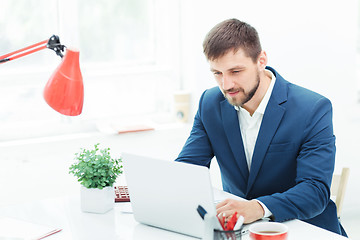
[175,19,347,236]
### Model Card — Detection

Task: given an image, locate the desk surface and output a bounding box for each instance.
[0,194,348,240]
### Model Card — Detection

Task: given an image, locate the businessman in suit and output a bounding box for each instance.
[175,19,347,236]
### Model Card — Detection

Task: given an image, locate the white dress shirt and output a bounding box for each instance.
[235,69,276,218]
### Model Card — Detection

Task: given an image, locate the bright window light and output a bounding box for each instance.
[0,0,181,141]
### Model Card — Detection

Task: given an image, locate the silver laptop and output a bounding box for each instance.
[122,153,217,238]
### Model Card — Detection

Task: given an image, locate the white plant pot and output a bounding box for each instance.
[80,186,114,213]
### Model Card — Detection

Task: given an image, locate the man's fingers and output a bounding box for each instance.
[216,198,230,209]
[215,199,264,224]
[216,199,239,220]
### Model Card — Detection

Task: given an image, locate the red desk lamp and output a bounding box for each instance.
[0,35,84,116]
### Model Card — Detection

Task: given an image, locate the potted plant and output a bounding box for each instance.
[69,143,123,213]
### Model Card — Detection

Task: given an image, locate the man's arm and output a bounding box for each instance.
[257,97,335,222]
[175,90,214,167]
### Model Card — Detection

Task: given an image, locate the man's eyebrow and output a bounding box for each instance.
[210,65,246,72]
[228,66,246,71]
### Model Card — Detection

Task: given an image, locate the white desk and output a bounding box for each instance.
[0,194,348,240]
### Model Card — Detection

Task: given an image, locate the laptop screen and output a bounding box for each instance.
[123,153,216,238]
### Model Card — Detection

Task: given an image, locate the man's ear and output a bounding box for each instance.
[257,50,268,70]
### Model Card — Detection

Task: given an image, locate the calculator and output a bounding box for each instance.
[114,186,130,202]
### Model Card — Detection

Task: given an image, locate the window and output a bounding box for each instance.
[78,0,155,64]
[0,0,181,141]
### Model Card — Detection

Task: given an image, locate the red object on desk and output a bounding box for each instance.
[217,213,226,230]
[226,211,238,231]
[114,186,130,202]
[37,228,62,240]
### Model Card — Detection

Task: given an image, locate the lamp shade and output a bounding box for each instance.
[43,48,84,116]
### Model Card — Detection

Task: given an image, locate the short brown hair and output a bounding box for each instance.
[203,19,262,62]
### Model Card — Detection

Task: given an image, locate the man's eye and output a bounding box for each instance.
[214,72,222,75]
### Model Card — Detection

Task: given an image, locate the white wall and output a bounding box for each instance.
[180,0,358,105]
[179,0,360,237]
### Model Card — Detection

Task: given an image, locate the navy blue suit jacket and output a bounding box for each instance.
[176,67,346,236]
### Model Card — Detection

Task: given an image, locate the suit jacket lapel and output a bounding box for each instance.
[220,100,249,183]
[246,72,288,193]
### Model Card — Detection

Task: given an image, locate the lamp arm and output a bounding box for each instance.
[0,35,66,64]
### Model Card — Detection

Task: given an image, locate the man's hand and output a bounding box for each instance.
[216,199,265,224]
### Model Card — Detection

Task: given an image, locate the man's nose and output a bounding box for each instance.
[222,75,234,91]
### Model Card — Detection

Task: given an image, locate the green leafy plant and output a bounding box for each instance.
[69,143,123,189]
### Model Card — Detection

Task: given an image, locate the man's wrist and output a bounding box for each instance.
[248,199,265,221]
[255,199,273,218]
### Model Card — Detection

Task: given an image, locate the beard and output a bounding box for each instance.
[223,72,260,107]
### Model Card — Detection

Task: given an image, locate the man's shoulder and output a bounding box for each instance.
[286,81,330,105]
[204,86,222,96]
[201,86,225,102]
[197,87,231,116]
[270,67,330,105]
